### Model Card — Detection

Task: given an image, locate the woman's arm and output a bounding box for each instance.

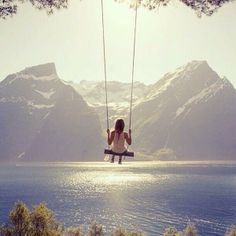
[124,129,132,145]
[107,130,115,145]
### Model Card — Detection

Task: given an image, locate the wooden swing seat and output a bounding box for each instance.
[104,149,134,157]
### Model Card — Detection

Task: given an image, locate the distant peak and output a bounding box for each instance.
[189,60,208,65]
[173,60,217,78]
[184,60,209,69]
[22,63,57,77]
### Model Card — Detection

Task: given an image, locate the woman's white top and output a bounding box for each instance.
[112,131,126,153]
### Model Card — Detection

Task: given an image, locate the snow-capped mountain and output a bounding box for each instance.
[1,60,236,161]
[0,63,103,161]
[68,60,236,160]
[132,61,236,160]
[66,80,150,128]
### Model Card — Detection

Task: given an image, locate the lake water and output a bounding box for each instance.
[0,161,236,235]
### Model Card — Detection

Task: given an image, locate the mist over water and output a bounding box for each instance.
[0,161,236,235]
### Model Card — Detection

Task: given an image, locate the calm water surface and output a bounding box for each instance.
[0,161,236,235]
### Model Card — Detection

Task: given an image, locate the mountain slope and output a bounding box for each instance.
[132,61,236,160]
[67,60,236,160]
[0,63,103,161]
[1,61,236,161]
[66,80,150,128]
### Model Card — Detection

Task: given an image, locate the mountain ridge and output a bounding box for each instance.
[1,60,236,161]
[0,63,103,162]
[69,60,236,160]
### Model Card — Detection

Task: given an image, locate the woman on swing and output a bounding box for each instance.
[107,119,132,164]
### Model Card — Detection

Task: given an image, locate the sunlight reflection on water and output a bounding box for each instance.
[68,171,156,186]
[1,161,236,236]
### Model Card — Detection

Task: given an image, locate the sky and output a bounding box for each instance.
[0,0,236,86]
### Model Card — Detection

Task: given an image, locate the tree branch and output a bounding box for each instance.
[0,0,235,19]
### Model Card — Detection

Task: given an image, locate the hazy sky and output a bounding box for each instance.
[1,0,236,85]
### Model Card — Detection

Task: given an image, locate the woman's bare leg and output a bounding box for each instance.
[110,155,115,163]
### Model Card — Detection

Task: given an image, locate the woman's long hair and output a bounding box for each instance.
[115,119,125,139]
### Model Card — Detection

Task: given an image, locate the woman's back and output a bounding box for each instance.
[112,131,126,153]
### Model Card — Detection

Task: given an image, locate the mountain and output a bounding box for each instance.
[69,60,236,160]
[132,61,236,160]
[0,63,103,162]
[66,80,150,128]
[1,61,236,161]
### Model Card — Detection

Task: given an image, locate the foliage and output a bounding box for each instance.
[163,226,182,236]
[0,0,17,19]
[154,148,177,161]
[0,224,13,236]
[123,0,235,16]
[64,226,83,236]
[0,0,235,19]
[225,225,236,236]
[30,202,61,236]
[63,225,144,236]
[182,223,197,236]
[163,223,197,236]
[87,222,103,236]
[2,201,30,236]
[0,0,67,19]
[0,201,235,236]
[112,227,144,236]
[0,201,62,236]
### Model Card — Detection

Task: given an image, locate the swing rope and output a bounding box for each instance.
[101,0,138,131]
[129,4,138,130]
[101,0,109,130]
